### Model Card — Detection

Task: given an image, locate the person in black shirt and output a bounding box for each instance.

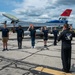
[28,24,36,48]
[52,27,58,45]
[41,26,48,47]
[16,25,24,49]
[58,24,75,73]
[0,24,9,51]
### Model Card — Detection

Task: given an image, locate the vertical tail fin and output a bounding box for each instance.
[60,9,72,17]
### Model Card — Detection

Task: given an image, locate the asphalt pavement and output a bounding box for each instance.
[0,32,75,75]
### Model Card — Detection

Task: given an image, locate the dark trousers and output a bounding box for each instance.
[31,37,35,47]
[17,37,22,49]
[61,47,71,72]
[54,36,57,45]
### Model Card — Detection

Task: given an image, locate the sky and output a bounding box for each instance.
[0,0,75,27]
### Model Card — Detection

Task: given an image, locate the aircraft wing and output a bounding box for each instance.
[2,13,19,21]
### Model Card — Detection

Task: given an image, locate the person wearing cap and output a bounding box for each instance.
[58,24,75,73]
[28,24,36,48]
[0,24,9,51]
[16,25,24,49]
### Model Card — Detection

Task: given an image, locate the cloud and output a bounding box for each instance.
[57,0,75,5]
[1,0,75,27]
[11,0,75,27]
[12,0,60,21]
[13,0,48,15]
[0,12,7,22]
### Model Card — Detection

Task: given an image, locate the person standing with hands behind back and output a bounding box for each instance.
[16,25,24,49]
[52,27,58,45]
[0,24,9,51]
[28,24,36,48]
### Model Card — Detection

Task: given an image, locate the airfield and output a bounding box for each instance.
[0,32,75,75]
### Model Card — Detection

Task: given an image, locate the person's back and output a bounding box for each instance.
[60,29,72,47]
[58,24,74,73]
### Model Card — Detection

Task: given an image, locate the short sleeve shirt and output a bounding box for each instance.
[53,30,58,36]
[16,28,24,38]
[1,28,9,37]
[43,30,48,38]
[29,29,36,38]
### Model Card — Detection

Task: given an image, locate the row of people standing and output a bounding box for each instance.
[0,24,59,50]
[0,23,74,73]
[28,24,75,73]
[27,25,49,48]
[0,24,24,51]
[27,25,58,48]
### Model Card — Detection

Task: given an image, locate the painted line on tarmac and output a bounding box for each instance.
[33,67,73,75]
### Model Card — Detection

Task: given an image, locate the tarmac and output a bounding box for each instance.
[0,32,75,75]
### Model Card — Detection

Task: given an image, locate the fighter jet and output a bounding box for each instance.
[2,9,72,36]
